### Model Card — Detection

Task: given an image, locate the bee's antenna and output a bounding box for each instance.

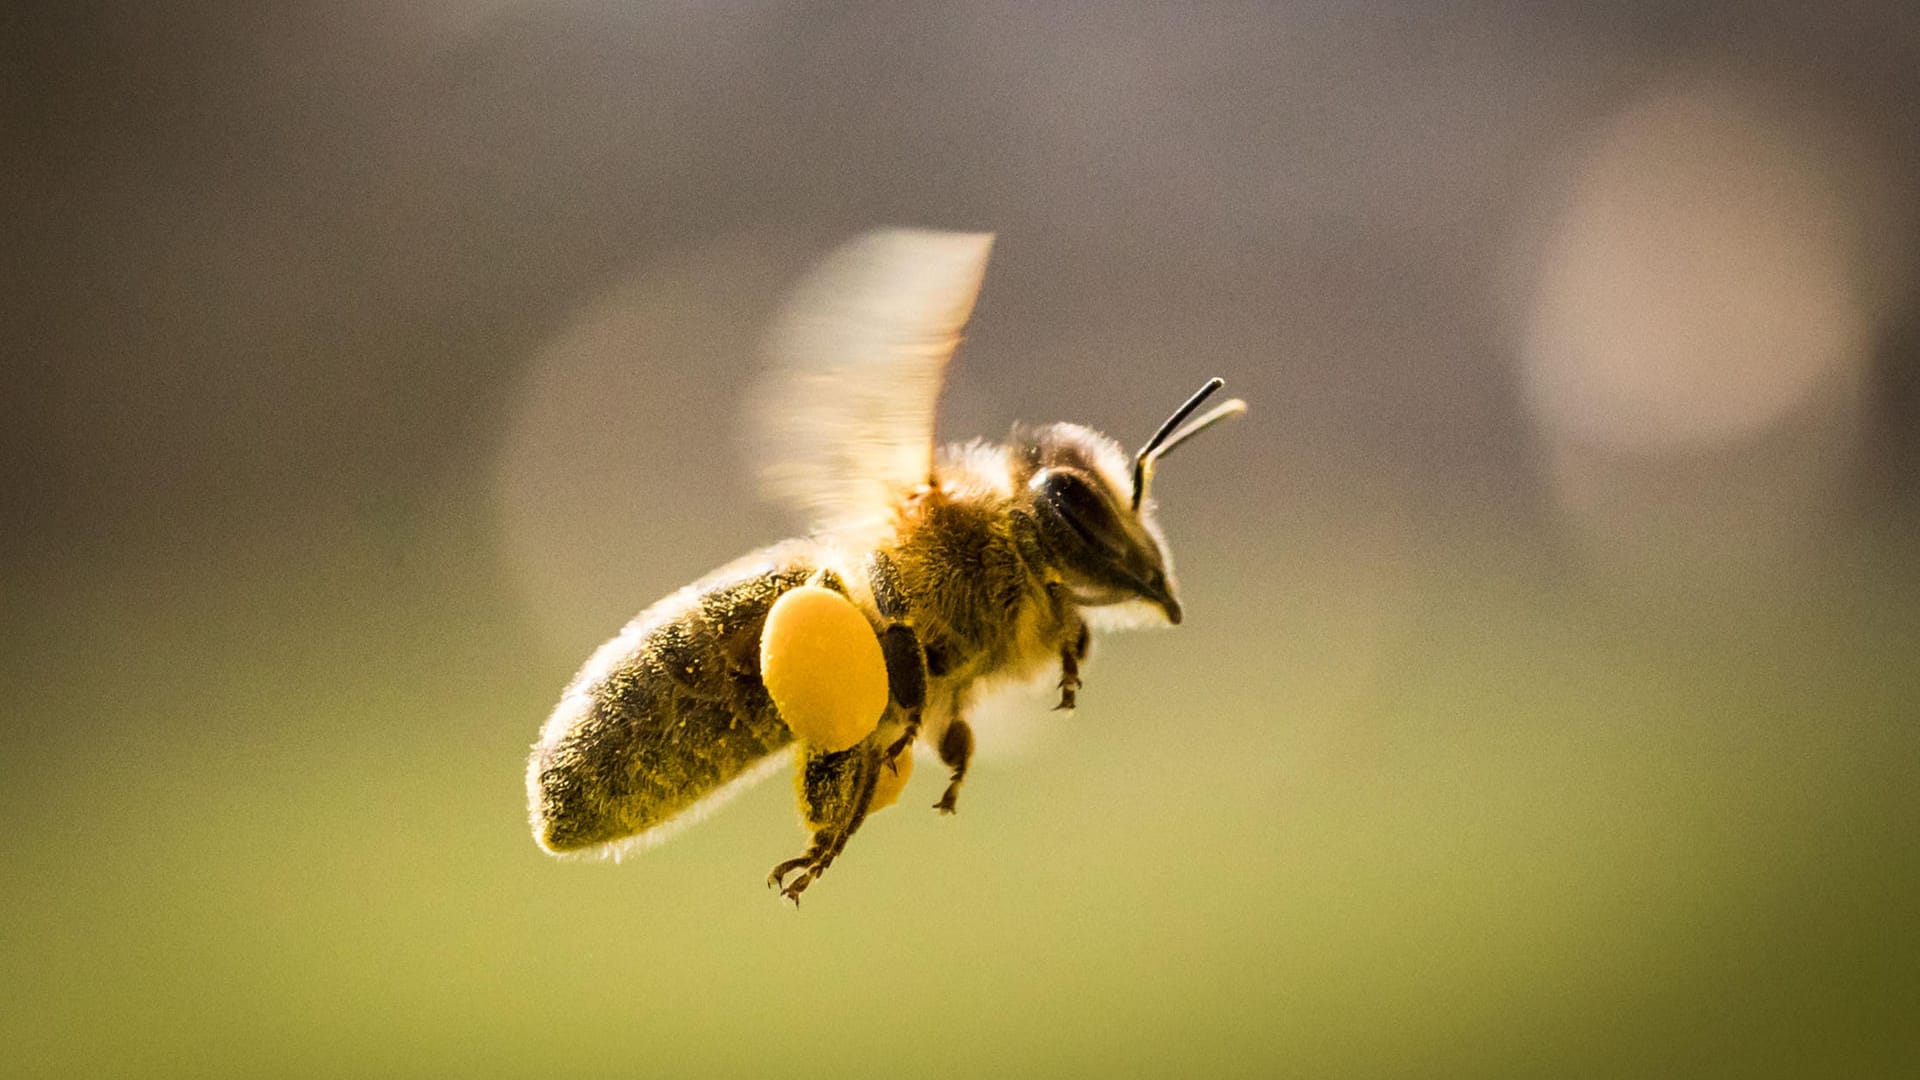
[1131,377,1248,510]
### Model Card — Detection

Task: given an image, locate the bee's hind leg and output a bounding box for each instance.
[769,742,881,904]
[766,841,828,894]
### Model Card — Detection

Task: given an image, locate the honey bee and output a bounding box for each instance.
[526,229,1245,902]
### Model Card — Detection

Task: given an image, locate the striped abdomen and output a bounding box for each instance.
[527,550,813,854]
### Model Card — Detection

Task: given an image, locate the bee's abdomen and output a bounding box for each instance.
[528,558,810,854]
[531,666,791,852]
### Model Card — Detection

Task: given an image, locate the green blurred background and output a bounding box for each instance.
[6,4,1918,1077]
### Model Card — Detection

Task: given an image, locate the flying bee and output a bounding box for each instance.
[526,229,1245,902]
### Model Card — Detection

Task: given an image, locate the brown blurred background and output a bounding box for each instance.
[5,3,1918,1077]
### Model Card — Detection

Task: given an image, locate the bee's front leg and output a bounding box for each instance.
[867,552,927,771]
[1051,598,1090,712]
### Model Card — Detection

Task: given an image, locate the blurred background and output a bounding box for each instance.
[5,3,1918,1076]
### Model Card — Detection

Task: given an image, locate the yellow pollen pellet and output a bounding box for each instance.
[759,585,889,753]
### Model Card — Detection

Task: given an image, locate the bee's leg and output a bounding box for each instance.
[766,839,829,893]
[801,765,879,889]
[867,552,927,771]
[1055,620,1090,711]
[932,716,974,815]
[1020,517,1091,711]
[878,626,926,770]
[1040,587,1089,711]
[769,741,881,904]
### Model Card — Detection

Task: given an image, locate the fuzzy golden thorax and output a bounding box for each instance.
[879,423,1181,696]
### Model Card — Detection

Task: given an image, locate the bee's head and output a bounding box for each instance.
[1013,379,1246,625]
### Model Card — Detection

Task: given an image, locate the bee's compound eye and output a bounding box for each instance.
[867,748,913,812]
[759,585,889,752]
[1030,468,1128,560]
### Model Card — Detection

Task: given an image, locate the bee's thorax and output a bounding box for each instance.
[882,443,1068,690]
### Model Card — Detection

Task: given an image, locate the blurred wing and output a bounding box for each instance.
[752,229,994,533]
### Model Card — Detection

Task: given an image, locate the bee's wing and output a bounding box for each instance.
[751,229,995,534]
